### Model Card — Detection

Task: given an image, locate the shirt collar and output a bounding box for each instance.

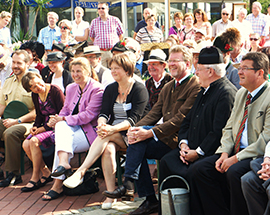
[250,81,267,98]
[175,73,191,85]
[153,72,166,88]
[203,86,210,95]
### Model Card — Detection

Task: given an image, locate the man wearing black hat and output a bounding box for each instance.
[189,52,270,215]
[103,45,201,215]
[159,46,237,213]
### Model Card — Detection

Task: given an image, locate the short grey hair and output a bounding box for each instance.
[47,11,59,20]
[203,64,226,77]
[238,8,247,16]
[253,2,262,10]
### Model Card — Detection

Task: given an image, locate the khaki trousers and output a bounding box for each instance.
[0,120,32,175]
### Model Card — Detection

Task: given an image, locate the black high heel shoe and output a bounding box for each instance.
[51,166,72,177]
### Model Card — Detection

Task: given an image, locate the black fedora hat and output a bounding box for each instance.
[46,52,66,62]
[198,46,224,64]
[52,43,74,58]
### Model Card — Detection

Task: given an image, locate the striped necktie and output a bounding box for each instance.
[234,94,252,153]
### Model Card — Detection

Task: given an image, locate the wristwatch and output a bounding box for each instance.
[17,118,22,124]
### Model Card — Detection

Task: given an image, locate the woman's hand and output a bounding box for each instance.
[97,123,115,139]
[30,126,46,136]
[47,114,64,128]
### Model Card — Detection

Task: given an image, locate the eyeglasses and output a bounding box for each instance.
[61,26,70,30]
[238,67,258,71]
[222,13,229,16]
[168,59,184,63]
[196,67,210,71]
[250,38,259,41]
[98,7,105,10]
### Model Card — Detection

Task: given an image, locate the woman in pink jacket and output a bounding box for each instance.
[42,57,104,201]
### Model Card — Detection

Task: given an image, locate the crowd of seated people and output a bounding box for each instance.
[1,2,270,214]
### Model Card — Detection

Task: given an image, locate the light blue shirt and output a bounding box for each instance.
[37,26,61,50]
[0,27,12,48]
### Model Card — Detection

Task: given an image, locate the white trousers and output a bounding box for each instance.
[52,121,90,180]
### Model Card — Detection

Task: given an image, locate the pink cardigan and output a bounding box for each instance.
[59,79,104,145]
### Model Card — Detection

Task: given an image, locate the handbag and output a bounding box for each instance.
[63,168,100,196]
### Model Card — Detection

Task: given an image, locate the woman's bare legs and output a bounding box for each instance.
[23,138,51,187]
[101,142,119,204]
[68,133,126,181]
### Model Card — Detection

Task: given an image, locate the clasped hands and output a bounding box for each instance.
[215,153,238,173]
[47,114,64,128]
[257,157,270,181]
[96,122,115,139]
[127,127,153,144]
[179,143,199,165]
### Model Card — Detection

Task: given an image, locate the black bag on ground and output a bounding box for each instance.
[63,168,100,196]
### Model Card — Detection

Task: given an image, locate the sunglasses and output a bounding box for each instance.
[98,7,105,10]
[250,38,259,41]
[222,13,229,16]
[61,26,70,30]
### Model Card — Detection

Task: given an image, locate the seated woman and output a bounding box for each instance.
[45,52,73,94]
[21,72,65,192]
[42,57,104,200]
[63,53,149,209]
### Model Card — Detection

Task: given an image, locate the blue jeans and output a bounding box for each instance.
[124,137,171,197]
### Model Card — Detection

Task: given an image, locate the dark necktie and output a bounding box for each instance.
[234,94,252,153]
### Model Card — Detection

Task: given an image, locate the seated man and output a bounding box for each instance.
[189,52,270,215]
[241,141,270,215]
[103,45,201,215]
[0,49,35,186]
[159,47,237,209]
[144,48,173,109]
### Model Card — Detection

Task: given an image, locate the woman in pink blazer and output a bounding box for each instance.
[42,57,104,200]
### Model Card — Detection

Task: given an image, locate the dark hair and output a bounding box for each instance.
[242,52,269,80]
[22,72,42,92]
[108,53,134,76]
[145,14,157,22]
[12,49,30,63]
[194,9,208,24]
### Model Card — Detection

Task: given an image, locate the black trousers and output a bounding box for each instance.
[189,154,251,215]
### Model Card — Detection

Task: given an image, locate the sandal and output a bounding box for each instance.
[40,176,53,187]
[21,180,41,192]
[51,166,72,177]
[42,190,64,201]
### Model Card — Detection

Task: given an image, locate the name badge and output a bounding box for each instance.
[123,103,132,111]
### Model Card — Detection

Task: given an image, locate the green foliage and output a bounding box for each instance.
[244,0,270,14]
[12,29,36,43]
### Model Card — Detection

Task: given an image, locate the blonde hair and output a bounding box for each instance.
[70,57,99,82]
[0,11,12,19]
[75,6,84,15]
[169,45,192,64]
[58,19,72,31]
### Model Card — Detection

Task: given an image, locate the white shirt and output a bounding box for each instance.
[94,63,114,88]
[231,19,253,45]
[71,20,89,38]
[153,72,166,88]
[51,74,64,93]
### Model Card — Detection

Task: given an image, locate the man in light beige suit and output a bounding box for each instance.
[189,52,270,215]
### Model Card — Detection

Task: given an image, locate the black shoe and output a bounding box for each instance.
[0,172,22,187]
[40,176,53,187]
[102,185,134,199]
[51,166,72,177]
[21,180,41,192]
[129,200,158,215]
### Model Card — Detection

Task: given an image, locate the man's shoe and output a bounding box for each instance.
[0,172,22,187]
[102,185,134,199]
[129,200,158,215]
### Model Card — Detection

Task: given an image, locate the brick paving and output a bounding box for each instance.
[0,153,158,215]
